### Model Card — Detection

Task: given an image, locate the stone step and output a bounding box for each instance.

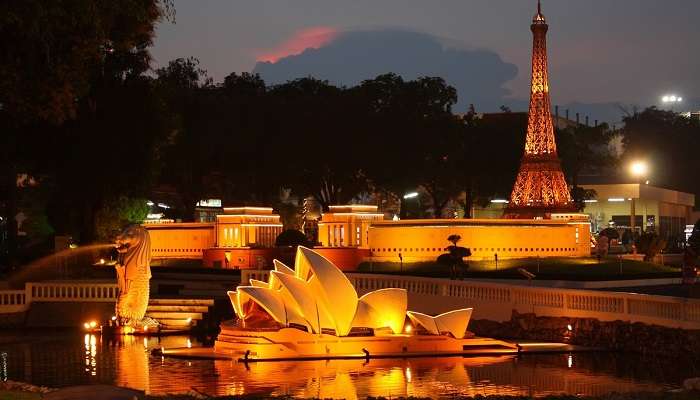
[146,311,203,321]
[148,298,215,306]
[157,318,196,328]
[179,289,229,298]
[146,305,210,313]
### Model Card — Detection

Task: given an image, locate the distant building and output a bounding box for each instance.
[579,183,695,237]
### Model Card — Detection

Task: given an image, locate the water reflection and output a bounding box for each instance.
[0,333,693,398]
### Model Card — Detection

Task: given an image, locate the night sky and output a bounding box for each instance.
[152,0,700,121]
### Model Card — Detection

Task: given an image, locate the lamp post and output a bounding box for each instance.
[629,161,649,236]
[401,191,419,219]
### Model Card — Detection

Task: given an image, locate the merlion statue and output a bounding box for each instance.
[114,225,156,330]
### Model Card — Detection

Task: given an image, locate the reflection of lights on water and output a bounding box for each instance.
[187,339,192,348]
[1,352,8,382]
[225,382,246,396]
[568,354,573,368]
[405,367,412,383]
[143,337,148,349]
[84,334,98,376]
[187,362,192,367]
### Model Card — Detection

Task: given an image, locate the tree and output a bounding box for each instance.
[94,196,149,241]
[622,108,700,206]
[438,234,471,279]
[557,123,616,210]
[636,232,667,262]
[0,1,173,268]
[275,230,312,248]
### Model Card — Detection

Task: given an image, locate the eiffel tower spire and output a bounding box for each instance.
[505,1,574,218]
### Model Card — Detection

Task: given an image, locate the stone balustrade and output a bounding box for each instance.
[240,270,700,330]
[0,281,118,314]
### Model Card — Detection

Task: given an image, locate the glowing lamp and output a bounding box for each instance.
[404,324,413,334]
[83,322,90,329]
[89,321,97,328]
[629,161,648,177]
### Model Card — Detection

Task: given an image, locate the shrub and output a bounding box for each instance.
[275,229,312,248]
[636,232,667,262]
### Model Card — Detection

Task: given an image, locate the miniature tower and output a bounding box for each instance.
[504,1,574,218]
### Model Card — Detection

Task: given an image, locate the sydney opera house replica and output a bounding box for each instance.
[215,247,517,361]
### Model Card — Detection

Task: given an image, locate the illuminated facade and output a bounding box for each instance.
[146,202,591,269]
[505,1,575,218]
[318,205,384,248]
[216,207,283,248]
[145,206,283,268]
[368,218,590,262]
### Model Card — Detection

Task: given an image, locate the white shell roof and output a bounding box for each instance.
[227,246,471,338]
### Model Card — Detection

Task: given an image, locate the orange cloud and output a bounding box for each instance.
[256,26,339,63]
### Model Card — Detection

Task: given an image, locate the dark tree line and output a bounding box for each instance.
[9,1,695,271]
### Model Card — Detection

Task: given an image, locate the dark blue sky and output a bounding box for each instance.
[152,0,700,121]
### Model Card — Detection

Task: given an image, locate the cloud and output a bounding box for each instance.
[255,26,339,63]
[253,29,518,112]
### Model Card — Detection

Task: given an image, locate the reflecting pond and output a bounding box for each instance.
[0,332,695,398]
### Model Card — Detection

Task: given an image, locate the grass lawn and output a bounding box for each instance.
[357,257,680,281]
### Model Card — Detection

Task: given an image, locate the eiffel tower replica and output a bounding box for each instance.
[504,1,575,219]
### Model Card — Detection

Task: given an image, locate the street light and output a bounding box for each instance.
[661,94,683,111]
[403,192,419,199]
[629,160,648,178]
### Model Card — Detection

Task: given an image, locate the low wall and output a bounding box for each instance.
[238,271,700,330]
[368,219,591,262]
[471,311,700,360]
[349,273,700,330]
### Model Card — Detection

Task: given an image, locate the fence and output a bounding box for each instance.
[0,281,117,314]
[241,270,700,330]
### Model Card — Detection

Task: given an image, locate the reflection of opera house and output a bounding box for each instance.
[144,204,591,270]
[215,246,517,360]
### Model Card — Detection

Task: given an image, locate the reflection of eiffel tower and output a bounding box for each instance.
[504,1,575,219]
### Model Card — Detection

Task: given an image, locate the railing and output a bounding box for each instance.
[0,281,118,314]
[28,282,117,302]
[240,269,700,330]
[0,290,27,313]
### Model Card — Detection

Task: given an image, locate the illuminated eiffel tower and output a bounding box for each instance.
[504,0,575,219]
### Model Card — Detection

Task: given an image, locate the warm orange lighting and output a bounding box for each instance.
[111,315,117,321]
[83,322,90,329]
[143,325,149,332]
[629,161,648,177]
[99,258,105,264]
[404,324,413,334]
[89,321,97,328]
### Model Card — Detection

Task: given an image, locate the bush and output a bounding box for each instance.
[274,229,312,248]
[636,232,667,262]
